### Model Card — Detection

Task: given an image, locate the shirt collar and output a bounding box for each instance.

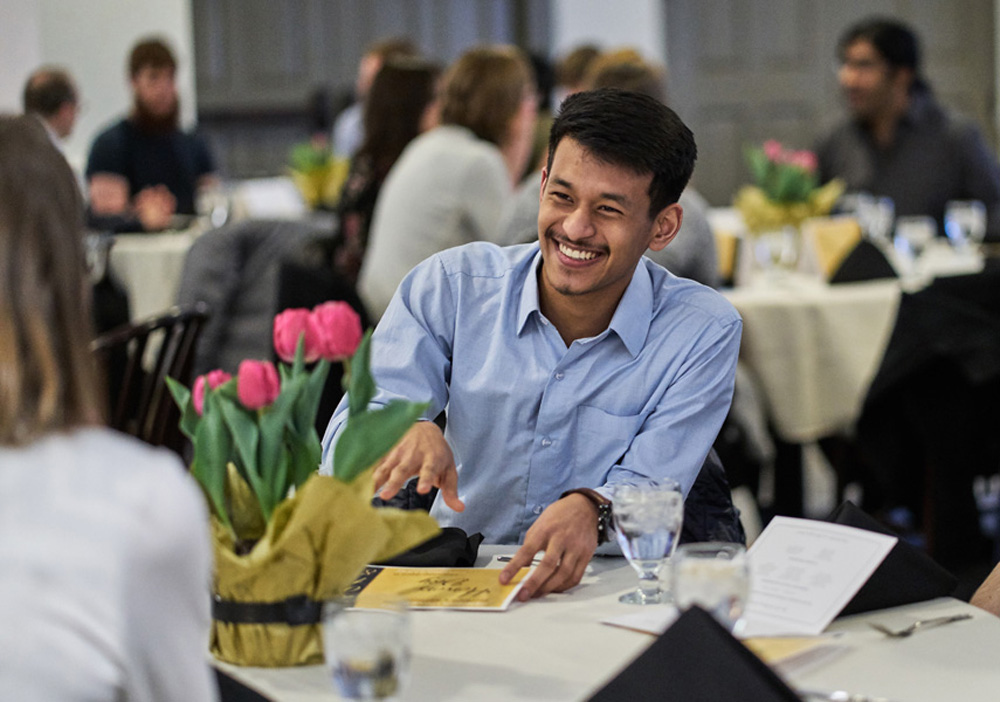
[517,251,653,358]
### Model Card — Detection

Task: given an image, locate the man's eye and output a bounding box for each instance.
[598,205,623,215]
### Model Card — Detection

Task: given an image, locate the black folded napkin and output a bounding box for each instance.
[215,668,273,702]
[375,527,484,568]
[830,239,898,284]
[588,607,800,702]
[825,501,957,616]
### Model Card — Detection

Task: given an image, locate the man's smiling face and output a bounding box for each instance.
[537,136,677,313]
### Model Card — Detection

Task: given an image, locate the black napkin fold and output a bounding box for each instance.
[215,668,273,702]
[830,239,898,284]
[375,527,484,568]
[825,501,957,616]
[588,606,800,702]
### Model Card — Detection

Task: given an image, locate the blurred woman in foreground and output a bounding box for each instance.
[0,115,216,701]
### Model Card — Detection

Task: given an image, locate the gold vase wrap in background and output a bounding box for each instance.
[211,471,439,666]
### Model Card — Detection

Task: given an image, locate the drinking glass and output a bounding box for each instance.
[944,200,987,250]
[894,215,936,259]
[612,479,684,605]
[672,542,750,635]
[322,596,410,700]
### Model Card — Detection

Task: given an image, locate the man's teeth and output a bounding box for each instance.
[558,242,597,261]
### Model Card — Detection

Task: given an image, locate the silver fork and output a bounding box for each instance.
[868,613,972,638]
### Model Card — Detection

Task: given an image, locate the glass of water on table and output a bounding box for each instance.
[611,478,684,605]
[672,542,750,635]
[322,595,410,700]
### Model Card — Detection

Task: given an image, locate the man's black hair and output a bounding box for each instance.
[839,17,926,93]
[547,88,696,218]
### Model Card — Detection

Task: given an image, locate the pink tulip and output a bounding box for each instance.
[237,360,281,410]
[193,369,232,416]
[788,150,817,173]
[311,301,363,361]
[763,139,784,162]
[273,308,323,363]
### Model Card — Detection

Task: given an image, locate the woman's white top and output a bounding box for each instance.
[0,427,217,701]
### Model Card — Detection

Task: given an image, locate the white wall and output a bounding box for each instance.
[550,0,667,66]
[0,0,196,174]
[0,0,43,111]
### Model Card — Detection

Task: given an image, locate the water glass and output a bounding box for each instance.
[944,200,987,249]
[612,479,684,605]
[672,542,750,635]
[894,215,936,258]
[322,596,410,700]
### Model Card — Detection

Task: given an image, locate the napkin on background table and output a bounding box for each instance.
[825,501,958,616]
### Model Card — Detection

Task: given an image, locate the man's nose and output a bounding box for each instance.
[563,207,594,239]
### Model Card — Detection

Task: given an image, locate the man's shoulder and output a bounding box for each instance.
[90,118,130,148]
[645,261,740,327]
[433,241,536,280]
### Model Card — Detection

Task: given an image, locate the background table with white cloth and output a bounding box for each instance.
[108,230,201,322]
[216,546,1000,702]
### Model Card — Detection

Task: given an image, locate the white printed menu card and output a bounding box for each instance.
[741,516,896,637]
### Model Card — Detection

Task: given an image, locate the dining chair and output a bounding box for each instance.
[91,303,210,457]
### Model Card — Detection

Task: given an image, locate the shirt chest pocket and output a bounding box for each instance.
[574,405,644,481]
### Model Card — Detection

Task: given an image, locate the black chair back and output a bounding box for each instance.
[92,303,209,457]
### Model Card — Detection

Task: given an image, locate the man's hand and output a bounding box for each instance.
[498,493,599,600]
[88,173,131,214]
[133,185,176,231]
[372,421,465,512]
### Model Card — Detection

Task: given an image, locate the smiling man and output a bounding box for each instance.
[321,89,741,599]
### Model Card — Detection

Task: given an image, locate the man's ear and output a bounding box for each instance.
[647,202,683,252]
[539,167,549,203]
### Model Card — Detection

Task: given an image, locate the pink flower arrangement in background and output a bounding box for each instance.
[735,140,844,232]
[761,139,817,173]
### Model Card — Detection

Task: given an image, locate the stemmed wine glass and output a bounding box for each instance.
[611,479,684,605]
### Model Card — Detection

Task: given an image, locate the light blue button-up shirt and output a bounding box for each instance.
[322,242,742,544]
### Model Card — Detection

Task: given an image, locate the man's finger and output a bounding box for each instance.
[499,540,541,585]
[516,550,562,601]
[438,464,465,512]
[537,551,584,596]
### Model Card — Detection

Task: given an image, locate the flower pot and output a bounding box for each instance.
[210,474,439,666]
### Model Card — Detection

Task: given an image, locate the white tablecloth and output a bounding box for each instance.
[723,275,902,443]
[107,230,200,322]
[217,546,1000,701]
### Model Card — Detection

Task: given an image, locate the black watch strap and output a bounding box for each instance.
[561,487,613,544]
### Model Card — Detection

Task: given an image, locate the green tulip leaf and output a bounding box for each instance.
[192,389,234,532]
[217,397,268,511]
[347,331,376,418]
[333,399,428,483]
[165,375,199,440]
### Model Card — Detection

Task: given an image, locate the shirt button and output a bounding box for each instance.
[554,372,564,380]
[533,505,543,515]
[541,437,552,447]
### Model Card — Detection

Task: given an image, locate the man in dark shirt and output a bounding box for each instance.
[86,37,215,232]
[817,17,1000,238]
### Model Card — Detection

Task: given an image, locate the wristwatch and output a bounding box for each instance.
[561,487,613,544]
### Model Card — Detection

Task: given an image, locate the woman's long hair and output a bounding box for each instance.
[0,115,102,445]
[358,58,441,180]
